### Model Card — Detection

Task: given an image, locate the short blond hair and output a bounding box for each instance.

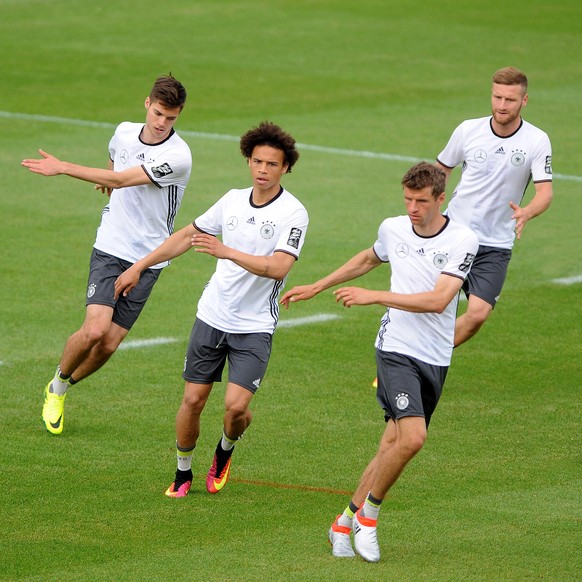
[492,67,528,95]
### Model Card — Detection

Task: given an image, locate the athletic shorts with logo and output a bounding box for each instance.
[463,245,511,307]
[183,318,272,394]
[375,350,448,428]
[86,248,161,330]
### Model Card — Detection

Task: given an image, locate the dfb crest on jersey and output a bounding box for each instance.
[151,163,174,178]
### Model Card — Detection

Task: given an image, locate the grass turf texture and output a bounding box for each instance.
[1,0,581,580]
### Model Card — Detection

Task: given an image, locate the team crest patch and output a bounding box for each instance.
[87,283,96,298]
[396,393,410,411]
[151,163,174,178]
[287,228,302,249]
[260,221,275,239]
[433,253,448,268]
[511,150,525,166]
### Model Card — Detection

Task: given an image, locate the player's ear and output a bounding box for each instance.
[145,96,150,109]
[282,163,289,174]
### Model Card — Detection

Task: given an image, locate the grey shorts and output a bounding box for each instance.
[86,248,161,330]
[375,350,448,428]
[462,245,512,307]
[183,318,273,394]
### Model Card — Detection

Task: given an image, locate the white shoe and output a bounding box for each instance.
[328,515,355,558]
[353,508,380,562]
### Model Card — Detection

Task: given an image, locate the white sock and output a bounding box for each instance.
[220,432,237,451]
[50,367,70,396]
[176,445,195,472]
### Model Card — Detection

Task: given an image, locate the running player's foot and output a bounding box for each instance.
[206,441,233,494]
[164,468,193,498]
[353,507,380,562]
[372,377,378,389]
[42,382,66,435]
[328,515,355,558]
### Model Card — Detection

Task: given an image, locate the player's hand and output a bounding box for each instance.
[114,266,141,299]
[509,201,529,239]
[280,285,318,308]
[21,149,63,176]
[191,233,228,258]
[94,183,113,197]
[334,286,375,308]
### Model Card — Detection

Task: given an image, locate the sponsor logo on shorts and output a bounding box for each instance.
[287,228,302,249]
[87,283,96,298]
[395,393,410,410]
[151,163,174,178]
[253,378,261,388]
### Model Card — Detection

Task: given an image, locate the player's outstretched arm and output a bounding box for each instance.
[280,248,382,308]
[22,149,149,189]
[114,224,197,298]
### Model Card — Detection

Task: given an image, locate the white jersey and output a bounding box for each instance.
[94,122,192,268]
[437,116,552,249]
[194,186,309,334]
[374,216,479,366]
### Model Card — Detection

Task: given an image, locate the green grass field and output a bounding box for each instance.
[1,1,581,580]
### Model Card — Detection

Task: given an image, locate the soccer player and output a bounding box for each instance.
[114,121,308,498]
[21,75,192,435]
[436,66,553,346]
[280,162,478,562]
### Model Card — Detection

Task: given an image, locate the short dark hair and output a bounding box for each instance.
[401,162,446,199]
[149,74,187,110]
[492,66,528,95]
[240,121,300,173]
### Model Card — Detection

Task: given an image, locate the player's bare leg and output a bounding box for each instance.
[69,322,129,381]
[454,295,493,346]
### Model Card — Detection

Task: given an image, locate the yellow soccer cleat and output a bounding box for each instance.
[42,382,66,435]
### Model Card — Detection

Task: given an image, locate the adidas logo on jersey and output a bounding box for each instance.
[495,147,505,154]
[247,216,256,224]
[416,248,425,256]
[136,153,145,161]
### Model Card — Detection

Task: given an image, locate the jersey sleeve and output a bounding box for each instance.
[531,131,553,183]
[441,228,479,280]
[372,218,392,263]
[436,122,465,169]
[142,145,192,189]
[274,206,309,258]
[193,193,227,235]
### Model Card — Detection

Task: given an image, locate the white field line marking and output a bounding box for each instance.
[6,110,581,182]
[278,313,341,328]
[551,274,582,285]
[117,337,179,350]
[115,314,340,351]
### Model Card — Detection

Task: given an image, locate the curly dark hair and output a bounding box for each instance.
[401,162,446,199]
[240,121,299,173]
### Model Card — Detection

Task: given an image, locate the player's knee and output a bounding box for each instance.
[181,389,208,414]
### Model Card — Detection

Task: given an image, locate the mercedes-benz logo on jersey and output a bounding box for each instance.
[396,393,410,411]
[226,216,238,230]
[433,253,448,268]
[260,221,275,239]
[511,150,526,166]
[87,283,96,298]
[396,243,409,258]
[474,150,487,163]
[120,150,129,164]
